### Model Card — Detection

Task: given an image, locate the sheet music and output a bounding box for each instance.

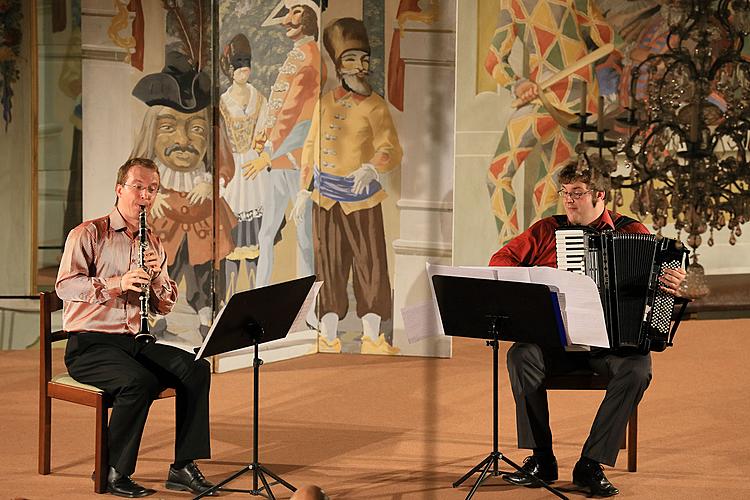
[527,267,609,348]
[400,300,443,344]
[425,264,609,349]
[425,263,500,337]
[287,281,323,334]
[194,304,226,360]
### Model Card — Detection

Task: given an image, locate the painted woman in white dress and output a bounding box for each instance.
[219,34,269,297]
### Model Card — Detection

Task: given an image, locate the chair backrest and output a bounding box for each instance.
[39,291,65,397]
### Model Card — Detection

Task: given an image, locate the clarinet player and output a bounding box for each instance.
[56,158,216,497]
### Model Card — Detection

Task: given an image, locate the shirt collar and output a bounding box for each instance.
[108,208,128,232]
[294,35,314,47]
[333,85,368,103]
[589,209,616,231]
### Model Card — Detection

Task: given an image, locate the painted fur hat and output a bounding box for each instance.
[323,17,370,63]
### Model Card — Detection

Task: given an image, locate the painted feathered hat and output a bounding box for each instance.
[262,0,327,27]
[132,51,211,113]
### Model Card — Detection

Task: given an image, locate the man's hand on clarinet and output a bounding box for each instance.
[143,249,162,279]
[120,268,151,293]
[659,267,687,297]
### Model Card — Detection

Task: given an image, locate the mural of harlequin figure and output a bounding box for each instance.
[294,17,403,355]
[131,51,236,339]
[219,34,269,298]
[485,0,612,245]
[242,0,326,287]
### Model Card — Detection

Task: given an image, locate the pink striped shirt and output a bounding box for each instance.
[56,209,177,334]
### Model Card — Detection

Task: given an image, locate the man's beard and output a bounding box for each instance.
[340,72,372,96]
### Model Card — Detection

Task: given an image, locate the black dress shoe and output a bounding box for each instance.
[573,459,620,497]
[502,455,558,487]
[165,462,218,496]
[107,467,156,498]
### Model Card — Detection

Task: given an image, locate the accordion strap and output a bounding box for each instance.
[612,214,639,230]
[553,213,639,231]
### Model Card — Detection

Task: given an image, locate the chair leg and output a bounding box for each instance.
[38,395,51,475]
[627,406,638,472]
[94,398,108,494]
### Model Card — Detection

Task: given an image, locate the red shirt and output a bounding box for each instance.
[489,210,650,267]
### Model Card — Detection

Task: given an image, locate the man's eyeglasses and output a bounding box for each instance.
[557,189,592,200]
[123,183,159,195]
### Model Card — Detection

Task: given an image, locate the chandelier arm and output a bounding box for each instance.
[708,43,747,81]
[717,0,733,34]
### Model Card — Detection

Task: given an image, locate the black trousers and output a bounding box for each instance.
[65,333,211,476]
[506,343,652,466]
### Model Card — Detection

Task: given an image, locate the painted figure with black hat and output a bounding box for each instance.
[131,51,237,339]
[294,17,402,355]
[219,34,269,295]
[242,0,325,288]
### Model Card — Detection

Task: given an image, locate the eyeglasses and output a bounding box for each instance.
[123,183,158,195]
[557,189,592,200]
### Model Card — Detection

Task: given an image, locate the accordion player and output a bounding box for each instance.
[555,223,688,352]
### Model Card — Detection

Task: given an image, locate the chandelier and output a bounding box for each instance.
[578,0,750,297]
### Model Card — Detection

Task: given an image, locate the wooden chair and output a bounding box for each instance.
[542,297,692,473]
[544,370,638,472]
[38,291,175,493]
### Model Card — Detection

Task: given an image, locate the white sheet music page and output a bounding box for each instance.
[420,263,500,337]
[427,265,609,349]
[194,303,228,360]
[401,300,442,344]
[525,267,609,348]
[287,281,324,334]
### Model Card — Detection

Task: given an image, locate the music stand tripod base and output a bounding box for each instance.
[431,276,569,500]
[193,276,316,499]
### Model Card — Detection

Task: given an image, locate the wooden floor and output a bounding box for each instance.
[3,318,750,499]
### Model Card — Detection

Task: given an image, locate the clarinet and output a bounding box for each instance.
[135,205,156,344]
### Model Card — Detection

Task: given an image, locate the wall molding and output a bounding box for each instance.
[393,238,452,257]
[397,198,453,211]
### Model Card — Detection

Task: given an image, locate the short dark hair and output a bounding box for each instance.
[557,160,608,195]
[117,157,159,185]
[300,5,319,40]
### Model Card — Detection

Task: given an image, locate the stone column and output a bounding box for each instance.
[390,1,455,356]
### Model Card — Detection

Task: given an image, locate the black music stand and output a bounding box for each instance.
[193,275,316,500]
[432,275,568,500]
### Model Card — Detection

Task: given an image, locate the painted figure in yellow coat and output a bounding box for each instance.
[294,18,402,355]
[486,0,612,245]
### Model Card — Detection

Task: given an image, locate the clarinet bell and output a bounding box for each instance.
[135,333,156,344]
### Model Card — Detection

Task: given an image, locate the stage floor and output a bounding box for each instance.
[3,318,750,499]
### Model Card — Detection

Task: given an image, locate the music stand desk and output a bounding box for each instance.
[432,275,568,500]
[194,275,316,500]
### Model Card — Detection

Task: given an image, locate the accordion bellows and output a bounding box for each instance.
[556,228,687,352]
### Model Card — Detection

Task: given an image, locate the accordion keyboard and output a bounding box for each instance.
[555,229,587,275]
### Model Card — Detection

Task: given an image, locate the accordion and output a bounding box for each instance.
[555,227,688,352]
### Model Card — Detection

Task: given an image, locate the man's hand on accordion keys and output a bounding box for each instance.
[659,267,687,297]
